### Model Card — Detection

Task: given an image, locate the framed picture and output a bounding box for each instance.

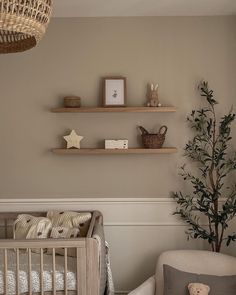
[103,76,126,107]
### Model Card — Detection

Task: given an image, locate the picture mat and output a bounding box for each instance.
[105,79,125,105]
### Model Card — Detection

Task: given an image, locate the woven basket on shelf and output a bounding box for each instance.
[139,125,168,149]
[0,0,53,54]
[64,96,81,108]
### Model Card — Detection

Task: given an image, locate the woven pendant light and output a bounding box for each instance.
[0,0,53,54]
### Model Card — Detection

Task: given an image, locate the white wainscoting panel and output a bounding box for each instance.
[0,198,235,294]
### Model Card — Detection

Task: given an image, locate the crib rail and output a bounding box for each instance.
[0,211,102,295]
[0,238,86,249]
[0,238,99,295]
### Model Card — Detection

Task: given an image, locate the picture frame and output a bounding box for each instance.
[102,76,126,107]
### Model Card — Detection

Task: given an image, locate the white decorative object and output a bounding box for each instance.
[63,130,84,149]
[105,140,128,149]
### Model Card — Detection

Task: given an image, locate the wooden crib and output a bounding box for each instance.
[0,210,103,295]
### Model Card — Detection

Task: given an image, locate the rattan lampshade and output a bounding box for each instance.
[0,0,52,54]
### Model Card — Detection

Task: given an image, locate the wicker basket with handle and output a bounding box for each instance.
[139,125,168,149]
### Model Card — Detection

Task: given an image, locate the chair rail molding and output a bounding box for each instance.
[0,197,227,226]
[0,197,185,227]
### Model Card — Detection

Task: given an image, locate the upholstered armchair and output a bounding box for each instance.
[128,250,236,295]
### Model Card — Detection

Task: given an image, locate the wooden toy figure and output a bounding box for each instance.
[147,83,161,107]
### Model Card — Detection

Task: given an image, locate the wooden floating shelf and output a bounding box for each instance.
[51,106,176,113]
[52,148,178,155]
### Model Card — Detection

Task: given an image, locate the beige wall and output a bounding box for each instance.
[0,16,236,292]
[0,16,235,198]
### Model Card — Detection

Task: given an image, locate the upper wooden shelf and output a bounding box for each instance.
[51,106,176,113]
[52,148,177,155]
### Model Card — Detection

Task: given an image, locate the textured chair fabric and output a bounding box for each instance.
[128,250,236,295]
[128,276,155,295]
[155,250,236,295]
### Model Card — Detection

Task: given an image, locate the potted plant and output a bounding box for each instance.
[173,81,236,252]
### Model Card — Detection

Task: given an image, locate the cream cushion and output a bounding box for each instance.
[50,226,80,239]
[47,211,92,237]
[14,214,52,240]
[13,214,52,253]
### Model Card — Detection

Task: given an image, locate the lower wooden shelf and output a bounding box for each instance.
[52,148,177,155]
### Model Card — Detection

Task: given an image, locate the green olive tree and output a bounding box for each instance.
[173,81,236,252]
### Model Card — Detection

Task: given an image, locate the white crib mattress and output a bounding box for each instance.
[0,249,77,294]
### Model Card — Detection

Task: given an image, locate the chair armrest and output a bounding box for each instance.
[128,276,155,295]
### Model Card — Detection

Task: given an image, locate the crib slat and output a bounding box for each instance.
[52,248,56,295]
[28,249,32,295]
[77,247,86,295]
[4,249,8,295]
[16,249,20,295]
[77,248,80,295]
[64,248,68,295]
[40,248,44,295]
[4,219,8,238]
